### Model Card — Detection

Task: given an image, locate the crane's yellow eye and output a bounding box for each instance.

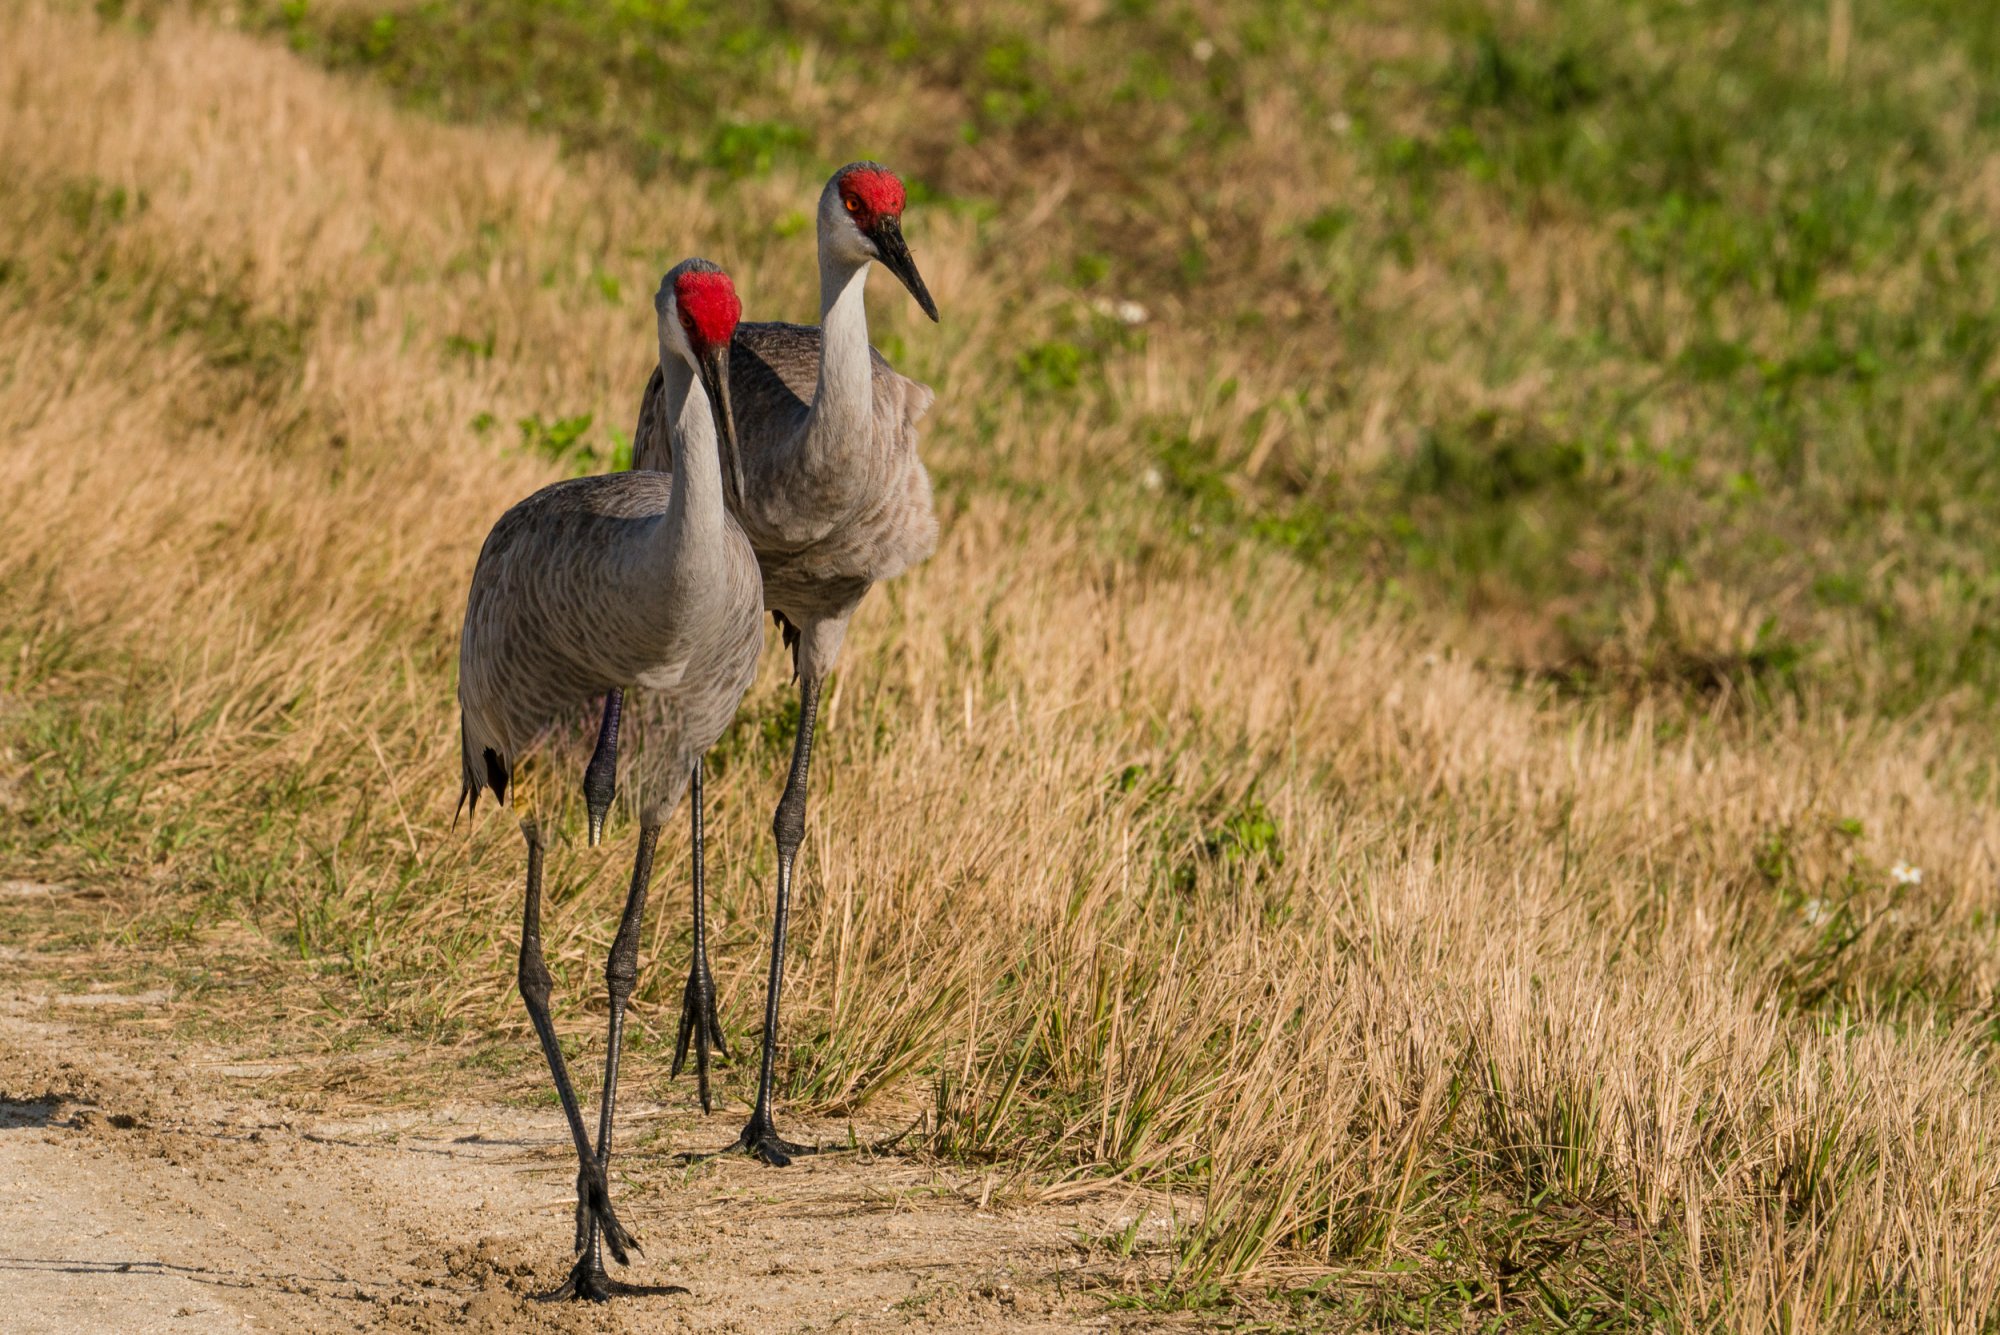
[844,195,860,213]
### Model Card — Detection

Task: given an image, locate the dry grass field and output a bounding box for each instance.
[4,0,2000,1328]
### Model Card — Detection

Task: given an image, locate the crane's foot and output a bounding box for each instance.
[534,1253,687,1304]
[713,1109,821,1168]
[678,1115,918,1168]
[670,960,729,1114]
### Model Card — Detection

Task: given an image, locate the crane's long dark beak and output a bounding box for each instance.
[697,340,745,505]
[871,217,939,322]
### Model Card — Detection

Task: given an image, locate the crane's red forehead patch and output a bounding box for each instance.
[841,167,906,218]
[675,270,741,346]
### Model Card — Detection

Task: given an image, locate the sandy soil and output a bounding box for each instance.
[0,978,1175,1334]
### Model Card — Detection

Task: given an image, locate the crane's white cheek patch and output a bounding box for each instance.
[635,661,689,692]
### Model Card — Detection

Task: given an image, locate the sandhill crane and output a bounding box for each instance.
[457,259,761,1301]
[582,162,939,1165]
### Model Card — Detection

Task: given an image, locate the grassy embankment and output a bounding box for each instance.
[4,0,2000,1325]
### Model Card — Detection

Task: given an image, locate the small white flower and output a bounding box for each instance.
[1140,466,1164,493]
[1086,296,1147,324]
[1192,38,1216,63]
[1890,861,1922,886]
[1802,898,1829,926]
[1328,111,1355,135]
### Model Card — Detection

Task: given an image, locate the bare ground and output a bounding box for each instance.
[0,952,1178,1335]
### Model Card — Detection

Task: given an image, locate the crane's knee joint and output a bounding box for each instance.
[518,949,554,1009]
[772,799,806,860]
[604,949,640,999]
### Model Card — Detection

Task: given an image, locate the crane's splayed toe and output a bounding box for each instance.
[573,1162,639,1266]
[684,1110,821,1168]
[531,1162,673,1302]
[736,1129,818,1168]
[535,1255,687,1305]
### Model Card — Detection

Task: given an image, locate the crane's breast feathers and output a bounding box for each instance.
[632,658,689,692]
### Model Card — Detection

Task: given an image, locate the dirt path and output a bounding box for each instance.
[0,980,1169,1333]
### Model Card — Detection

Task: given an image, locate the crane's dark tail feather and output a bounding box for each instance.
[485,749,511,806]
[773,610,801,682]
[456,715,510,828]
[455,714,478,829]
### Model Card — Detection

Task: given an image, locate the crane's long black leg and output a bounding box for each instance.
[595,821,657,1170]
[582,690,624,848]
[544,821,686,1304]
[717,675,824,1167]
[671,758,729,1113]
[516,819,642,1303]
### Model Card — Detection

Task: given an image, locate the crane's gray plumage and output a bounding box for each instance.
[456,258,758,1302]
[590,163,941,1168]
[457,470,761,814]
[630,320,938,647]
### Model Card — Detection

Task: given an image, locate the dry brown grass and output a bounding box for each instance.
[4,3,2000,1327]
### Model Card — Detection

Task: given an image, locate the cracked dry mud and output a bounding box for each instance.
[0,985,1166,1333]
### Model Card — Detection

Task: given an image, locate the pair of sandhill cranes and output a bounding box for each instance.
[456,162,938,1302]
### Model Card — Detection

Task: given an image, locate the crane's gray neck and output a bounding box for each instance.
[806,243,874,455]
[659,356,727,554]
